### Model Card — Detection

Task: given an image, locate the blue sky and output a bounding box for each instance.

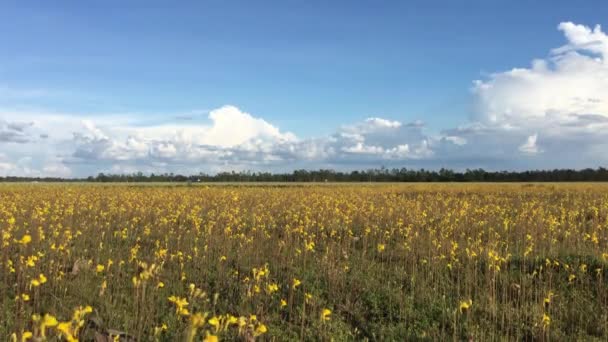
[1,1,608,176]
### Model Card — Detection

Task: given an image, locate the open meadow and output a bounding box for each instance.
[1,183,608,341]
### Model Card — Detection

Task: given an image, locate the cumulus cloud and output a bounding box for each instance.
[0,104,436,176]
[553,22,608,57]
[67,106,296,165]
[432,21,608,169]
[519,134,541,155]
[473,22,608,124]
[332,116,430,161]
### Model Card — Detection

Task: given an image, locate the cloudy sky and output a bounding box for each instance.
[1,1,608,177]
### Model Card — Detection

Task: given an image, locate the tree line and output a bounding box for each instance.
[2,167,608,182]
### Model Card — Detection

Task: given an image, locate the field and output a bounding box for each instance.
[1,183,608,341]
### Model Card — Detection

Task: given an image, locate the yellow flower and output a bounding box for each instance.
[377,243,385,252]
[321,308,332,321]
[17,234,32,245]
[42,313,58,326]
[21,331,33,342]
[542,313,551,327]
[132,276,141,287]
[25,256,37,267]
[208,316,220,331]
[459,299,473,313]
[266,283,279,294]
[168,296,189,316]
[292,278,301,289]
[71,305,93,324]
[544,291,554,307]
[226,315,238,325]
[157,281,165,289]
[96,264,105,273]
[57,322,77,342]
[305,241,315,252]
[280,299,287,307]
[154,323,169,336]
[254,324,268,336]
[190,313,207,327]
[568,274,576,282]
[30,273,43,287]
[305,292,313,303]
[203,333,219,342]
[38,314,58,337]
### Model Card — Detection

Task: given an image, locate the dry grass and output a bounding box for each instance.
[1,183,607,340]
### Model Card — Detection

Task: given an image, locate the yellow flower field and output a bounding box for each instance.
[1,183,607,340]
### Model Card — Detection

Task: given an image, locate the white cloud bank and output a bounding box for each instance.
[455,21,608,168]
[0,105,434,176]
[1,21,608,176]
[474,22,608,124]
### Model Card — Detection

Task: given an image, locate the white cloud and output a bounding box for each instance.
[519,134,541,155]
[0,152,71,177]
[553,22,608,57]
[361,117,402,129]
[0,104,436,176]
[40,162,72,178]
[67,106,297,165]
[473,22,608,124]
[0,120,34,143]
[204,106,295,147]
[342,142,385,155]
[432,21,608,169]
[0,153,16,175]
[443,136,467,146]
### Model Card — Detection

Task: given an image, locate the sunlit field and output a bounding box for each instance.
[1,183,608,341]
